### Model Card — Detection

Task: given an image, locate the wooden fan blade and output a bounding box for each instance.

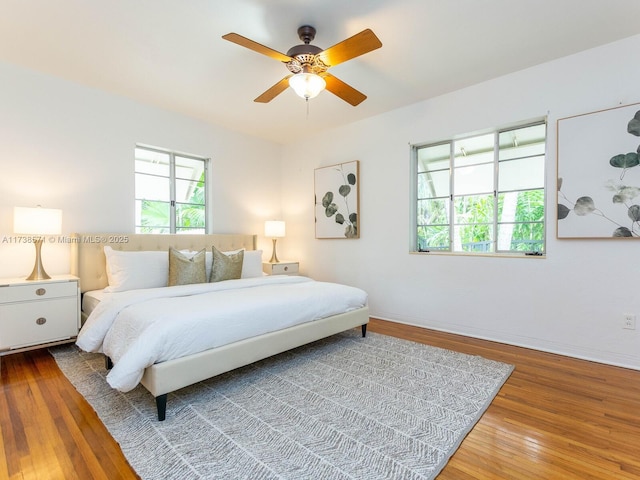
[322,73,367,106]
[222,33,292,63]
[317,29,382,67]
[254,75,293,103]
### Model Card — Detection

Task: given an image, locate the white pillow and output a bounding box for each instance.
[240,250,264,278]
[103,246,169,292]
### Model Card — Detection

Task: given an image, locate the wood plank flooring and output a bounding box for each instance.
[0,350,139,480]
[370,319,640,479]
[1,318,639,479]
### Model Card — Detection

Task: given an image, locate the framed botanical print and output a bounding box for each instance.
[314,160,359,239]
[557,102,640,238]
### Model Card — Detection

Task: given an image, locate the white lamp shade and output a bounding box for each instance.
[14,206,62,235]
[264,220,285,238]
[289,73,326,100]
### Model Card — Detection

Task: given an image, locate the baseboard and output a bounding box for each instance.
[371,313,640,371]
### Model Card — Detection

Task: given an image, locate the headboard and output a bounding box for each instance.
[70,233,257,292]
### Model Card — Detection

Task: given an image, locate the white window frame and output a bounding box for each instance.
[134,144,210,234]
[411,119,547,256]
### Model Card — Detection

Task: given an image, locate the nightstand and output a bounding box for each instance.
[262,261,299,275]
[0,275,80,367]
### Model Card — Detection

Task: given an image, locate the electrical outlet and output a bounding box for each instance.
[623,314,636,330]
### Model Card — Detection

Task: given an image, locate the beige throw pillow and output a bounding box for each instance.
[168,247,206,286]
[210,245,244,282]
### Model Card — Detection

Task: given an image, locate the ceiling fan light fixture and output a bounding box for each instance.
[223,26,382,105]
[289,73,326,100]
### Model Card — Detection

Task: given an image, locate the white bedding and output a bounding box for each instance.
[76,275,367,392]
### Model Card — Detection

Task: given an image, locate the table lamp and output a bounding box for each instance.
[13,206,62,280]
[264,220,285,263]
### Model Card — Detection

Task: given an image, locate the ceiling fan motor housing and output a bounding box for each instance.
[297,25,316,44]
[286,26,327,75]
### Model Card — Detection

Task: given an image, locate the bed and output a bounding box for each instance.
[70,233,369,420]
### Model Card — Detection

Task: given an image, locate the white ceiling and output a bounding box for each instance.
[2,0,640,145]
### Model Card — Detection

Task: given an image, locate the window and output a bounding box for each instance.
[413,120,546,254]
[134,145,209,234]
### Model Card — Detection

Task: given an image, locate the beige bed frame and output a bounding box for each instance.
[70,233,369,420]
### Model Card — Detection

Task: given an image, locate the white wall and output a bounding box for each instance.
[2,34,638,370]
[281,34,640,369]
[0,61,282,278]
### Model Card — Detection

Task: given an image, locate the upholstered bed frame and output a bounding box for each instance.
[70,233,369,420]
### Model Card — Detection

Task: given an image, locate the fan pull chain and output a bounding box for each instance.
[306,98,310,119]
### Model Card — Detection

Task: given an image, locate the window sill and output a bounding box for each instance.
[410,251,546,259]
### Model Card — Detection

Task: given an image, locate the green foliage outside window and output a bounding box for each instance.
[140,172,205,233]
[499,189,545,251]
[417,189,545,252]
[415,121,546,254]
[134,146,208,234]
[139,201,170,233]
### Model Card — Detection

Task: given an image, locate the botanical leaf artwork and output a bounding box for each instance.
[558,104,640,238]
[315,161,359,238]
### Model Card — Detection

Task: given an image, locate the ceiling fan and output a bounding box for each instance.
[222,25,382,106]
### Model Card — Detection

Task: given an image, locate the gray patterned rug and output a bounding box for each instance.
[50,330,513,480]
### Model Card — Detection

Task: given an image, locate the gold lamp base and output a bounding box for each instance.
[269,238,280,263]
[26,237,51,281]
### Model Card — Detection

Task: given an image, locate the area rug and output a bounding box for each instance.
[50,330,513,480]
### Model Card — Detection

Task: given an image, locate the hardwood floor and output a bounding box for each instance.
[1,318,639,479]
[0,349,139,480]
[370,319,640,479]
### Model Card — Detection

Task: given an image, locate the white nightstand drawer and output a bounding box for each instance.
[0,297,78,350]
[263,262,299,275]
[0,281,77,303]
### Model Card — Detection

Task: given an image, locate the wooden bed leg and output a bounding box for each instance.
[156,394,168,421]
[105,356,113,370]
[361,324,367,337]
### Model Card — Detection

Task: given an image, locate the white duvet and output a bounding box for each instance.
[76,275,367,392]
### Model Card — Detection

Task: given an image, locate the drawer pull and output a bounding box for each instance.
[36,288,46,296]
[284,266,289,271]
[36,317,47,325]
